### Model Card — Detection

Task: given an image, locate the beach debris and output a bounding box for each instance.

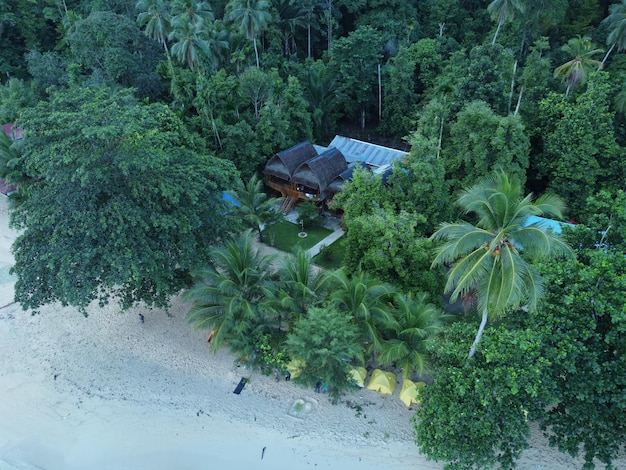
[233,377,248,394]
[261,446,266,460]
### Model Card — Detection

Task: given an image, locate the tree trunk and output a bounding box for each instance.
[601,43,615,68]
[492,21,502,46]
[508,60,517,113]
[253,38,260,68]
[514,86,523,116]
[466,308,488,366]
[307,23,311,58]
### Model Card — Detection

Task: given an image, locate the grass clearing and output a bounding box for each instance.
[312,237,346,270]
[263,220,332,252]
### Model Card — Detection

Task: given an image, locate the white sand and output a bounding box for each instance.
[0,196,622,470]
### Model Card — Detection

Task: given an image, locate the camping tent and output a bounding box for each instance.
[366,369,396,395]
[349,367,367,388]
[400,379,426,407]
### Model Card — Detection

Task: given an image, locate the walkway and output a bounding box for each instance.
[305,228,345,257]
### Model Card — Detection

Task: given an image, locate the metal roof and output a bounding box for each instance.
[327,136,408,168]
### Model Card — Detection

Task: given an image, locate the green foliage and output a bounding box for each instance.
[10,86,238,312]
[328,25,383,127]
[296,200,321,228]
[66,11,162,90]
[535,250,626,468]
[185,231,277,353]
[0,78,37,123]
[445,100,530,191]
[537,73,620,217]
[415,320,550,469]
[326,267,397,357]
[378,292,445,378]
[226,173,280,240]
[286,305,363,397]
[343,208,443,300]
[432,171,573,361]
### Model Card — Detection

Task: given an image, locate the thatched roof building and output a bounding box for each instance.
[263,140,317,181]
[291,148,347,197]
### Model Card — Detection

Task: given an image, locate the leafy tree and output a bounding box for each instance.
[415,320,551,469]
[301,59,341,140]
[0,78,37,123]
[286,305,363,397]
[273,0,307,57]
[66,11,160,88]
[185,231,277,353]
[487,0,525,46]
[226,173,281,241]
[226,0,272,68]
[379,44,419,137]
[445,100,530,191]
[343,208,443,300]
[535,250,626,469]
[11,87,238,312]
[219,120,263,177]
[378,292,444,378]
[328,25,383,128]
[25,51,69,93]
[537,73,621,217]
[554,36,603,97]
[387,150,452,236]
[431,171,573,363]
[239,66,272,119]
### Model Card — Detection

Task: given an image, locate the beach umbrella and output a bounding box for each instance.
[366,369,396,395]
[400,379,426,407]
[349,366,367,388]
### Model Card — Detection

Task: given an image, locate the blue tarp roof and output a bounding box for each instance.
[523,215,575,234]
[222,191,240,207]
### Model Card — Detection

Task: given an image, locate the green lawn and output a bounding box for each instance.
[262,220,332,252]
[312,237,346,270]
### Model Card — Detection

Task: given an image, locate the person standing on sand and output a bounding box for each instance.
[139,313,144,323]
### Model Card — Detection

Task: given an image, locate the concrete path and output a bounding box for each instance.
[305,228,345,257]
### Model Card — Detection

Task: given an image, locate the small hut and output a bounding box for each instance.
[264,141,318,195]
[291,148,347,201]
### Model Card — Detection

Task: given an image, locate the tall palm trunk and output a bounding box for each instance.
[253,37,260,67]
[466,308,488,366]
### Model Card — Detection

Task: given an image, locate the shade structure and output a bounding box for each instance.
[400,379,426,407]
[366,369,396,395]
[349,367,367,388]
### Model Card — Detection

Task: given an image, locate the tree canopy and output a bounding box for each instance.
[10,87,238,312]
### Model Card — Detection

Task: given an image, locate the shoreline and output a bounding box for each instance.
[0,196,623,469]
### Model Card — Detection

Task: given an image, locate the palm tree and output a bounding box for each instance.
[273,0,307,57]
[326,268,397,357]
[431,171,573,364]
[226,0,272,68]
[554,36,603,97]
[171,0,213,24]
[169,15,210,71]
[184,231,276,351]
[487,0,525,46]
[271,248,329,326]
[226,173,281,242]
[377,293,445,378]
[601,0,626,65]
[136,0,171,53]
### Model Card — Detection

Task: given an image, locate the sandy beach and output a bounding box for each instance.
[0,195,623,470]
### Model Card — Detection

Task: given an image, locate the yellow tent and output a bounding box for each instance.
[400,379,426,407]
[349,367,367,388]
[366,369,396,395]
[286,359,305,378]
